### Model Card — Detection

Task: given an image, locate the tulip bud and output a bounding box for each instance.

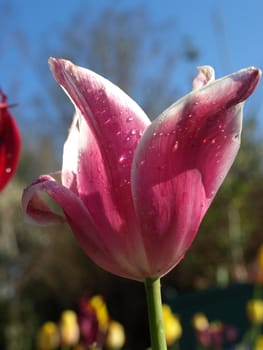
[162,304,182,346]
[105,321,125,350]
[192,312,209,331]
[37,322,60,350]
[247,299,263,324]
[60,310,80,346]
[255,335,263,350]
[89,295,110,333]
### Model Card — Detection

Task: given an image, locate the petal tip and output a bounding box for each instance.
[193,65,215,89]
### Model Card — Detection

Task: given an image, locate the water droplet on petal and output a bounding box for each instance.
[211,138,216,144]
[202,138,207,144]
[5,168,11,173]
[130,129,137,135]
[104,118,111,125]
[118,155,126,164]
[172,141,179,152]
[126,116,133,122]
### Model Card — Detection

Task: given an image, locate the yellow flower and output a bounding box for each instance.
[60,310,80,346]
[105,320,126,349]
[37,321,60,350]
[247,299,263,324]
[192,313,209,331]
[254,335,263,350]
[162,304,182,346]
[257,245,263,270]
[90,295,109,333]
[255,245,263,283]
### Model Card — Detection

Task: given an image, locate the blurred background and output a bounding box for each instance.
[1,0,263,349]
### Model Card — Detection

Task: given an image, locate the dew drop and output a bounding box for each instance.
[126,136,130,142]
[118,155,126,164]
[120,178,130,187]
[116,131,121,136]
[130,129,137,135]
[211,138,216,144]
[140,160,145,166]
[104,118,111,125]
[5,167,11,173]
[172,141,179,152]
[126,116,133,122]
[202,138,207,144]
[188,114,192,118]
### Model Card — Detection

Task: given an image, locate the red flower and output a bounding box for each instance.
[0,91,21,190]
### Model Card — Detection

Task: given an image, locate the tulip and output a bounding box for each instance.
[78,296,102,347]
[59,310,80,346]
[247,299,263,324]
[254,335,263,350]
[89,295,109,333]
[22,59,260,281]
[162,304,182,346]
[0,90,21,191]
[105,321,126,350]
[36,321,60,350]
[22,59,261,350]
[192,312,209,331]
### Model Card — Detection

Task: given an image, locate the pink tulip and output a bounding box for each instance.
[22,59,261,281]
[0,91,21,191]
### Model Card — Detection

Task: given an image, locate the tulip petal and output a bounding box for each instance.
[22,175,151,280]
[132,67,261,277]
[49,58,150,238]
[0,92,21,191]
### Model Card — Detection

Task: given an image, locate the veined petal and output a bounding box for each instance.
[22,175,150,280]
[0,92,21,191]
[49,58,150,239]
[132,67,261,277]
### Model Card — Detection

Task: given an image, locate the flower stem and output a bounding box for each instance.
[144,277,167,350]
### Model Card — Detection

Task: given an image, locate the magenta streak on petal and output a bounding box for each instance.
[132,67,261,277]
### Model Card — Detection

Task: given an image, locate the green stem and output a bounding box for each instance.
[144,277,167,350]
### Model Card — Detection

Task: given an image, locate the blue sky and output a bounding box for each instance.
[2,0,263,131]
